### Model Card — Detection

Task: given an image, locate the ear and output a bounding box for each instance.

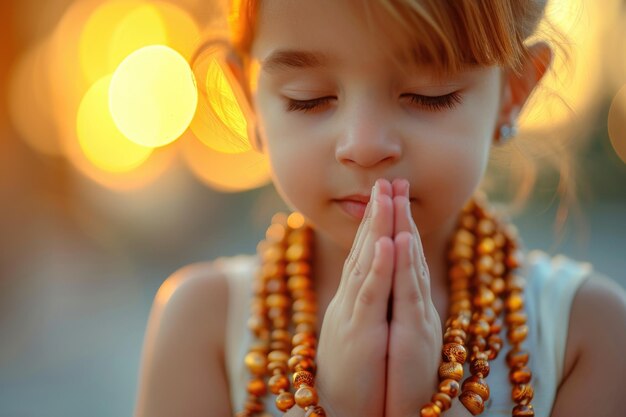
[223,50,263,152]
[496,42,553,137]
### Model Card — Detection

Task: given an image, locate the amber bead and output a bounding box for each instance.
[507,275,526,292]
[268,361,288,374]
[293,370,315,389]
[451,289,472,303]
[444,335,465,345]
[275,391,296,411]
[295,386,318,407]
[288,355,316,373]
[268,350,289,363]
[293,299,317,313]
[244,351,267,376]
[292,289,316,302]
[444,328,467,341]
[247,316,268,336]
[438,361,464,381]
[455,229,476,246]
[450,299,472,314]
[268,374,290,394]
[295,322,316,334]
[271,329,292,343]
[292,332,316,348]
[247,378,267,396]
[462,375,490,401]
[468,336,487,352]
[270,341,291,352]
[459,390,484,415]
[489,320,502,334]
[460,214,477,230]
[431,392,452,411]
[288,275,312,291]
[286,261,310,276]
[490,277,506,294]
[266,279,288,294]
[442,343,467,363]
[291,345,316,358]
[294,312,317,326]
[449,243,473,261]
[507,325,529,344]
[475,272,492,287]
[304,406,327,417]
[249,340,270,354]
[506,348,529,368]
[272,316,290,330]
[469,319,490,337]
[420,403,442,417]
[512,404,535,416]
[506,311,528,326]
[477,256,495,274]
[470,359,490,377]
[512,384,534,404]
[438,379,461,397]
[509,366,532,384]
[262,262,285,279]
[491,297,504,314]
[245,397,264,413]
[477,237,495,255]
[492,261,506,276]
[477,218,495,235]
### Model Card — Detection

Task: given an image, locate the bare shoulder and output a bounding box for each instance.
[134,261,233,417]
[553,274,626,417]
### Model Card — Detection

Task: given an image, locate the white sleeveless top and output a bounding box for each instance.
[219,250,592,416]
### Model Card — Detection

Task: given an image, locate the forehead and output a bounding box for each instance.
[251,0,420,73]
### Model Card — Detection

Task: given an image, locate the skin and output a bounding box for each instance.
[134,1,626,417]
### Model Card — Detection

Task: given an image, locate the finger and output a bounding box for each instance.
[392,178,409,199]
[352,236,394,324]
[392,231,424,322]
[338,182,377,296]
[343,184,394,316]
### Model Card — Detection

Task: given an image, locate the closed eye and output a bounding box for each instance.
[284,96,335,113]
[402,92,462,111]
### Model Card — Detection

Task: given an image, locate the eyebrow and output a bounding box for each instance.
[261,49,330,74]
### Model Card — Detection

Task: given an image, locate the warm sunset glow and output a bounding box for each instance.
[520,0,620,132]
[77,75,153,172]
[189,55,251,154]
[8,42,61,156]
[109,2,200,68]
[79,0,148,85]
[109,45,198,147]
[608,85,626,164]
[181,135,271,192]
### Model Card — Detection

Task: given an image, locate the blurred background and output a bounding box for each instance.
[0,0,624,416]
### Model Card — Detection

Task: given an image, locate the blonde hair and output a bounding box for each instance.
[199,0,578,237]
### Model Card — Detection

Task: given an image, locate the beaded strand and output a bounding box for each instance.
[240,199,534,417]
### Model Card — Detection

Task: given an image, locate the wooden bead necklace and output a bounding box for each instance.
[237,198,534,417]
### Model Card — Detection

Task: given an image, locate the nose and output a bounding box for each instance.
[334,102,402,168]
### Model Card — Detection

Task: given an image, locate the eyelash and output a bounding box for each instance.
[284,92,463,113]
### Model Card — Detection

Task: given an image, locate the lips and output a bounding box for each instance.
[334,194,371,220]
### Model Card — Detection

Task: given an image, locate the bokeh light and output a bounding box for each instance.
[77,75,153,172]
[520,0,621,133]
[109,1,201,68]
[181,134,271,192]
[109,45,198,148]
[79,0,148,85]
[608,85,626,164]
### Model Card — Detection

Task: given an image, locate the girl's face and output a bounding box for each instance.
[248,0,504,249]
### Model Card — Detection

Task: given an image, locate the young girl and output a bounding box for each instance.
[134,1,626,416]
